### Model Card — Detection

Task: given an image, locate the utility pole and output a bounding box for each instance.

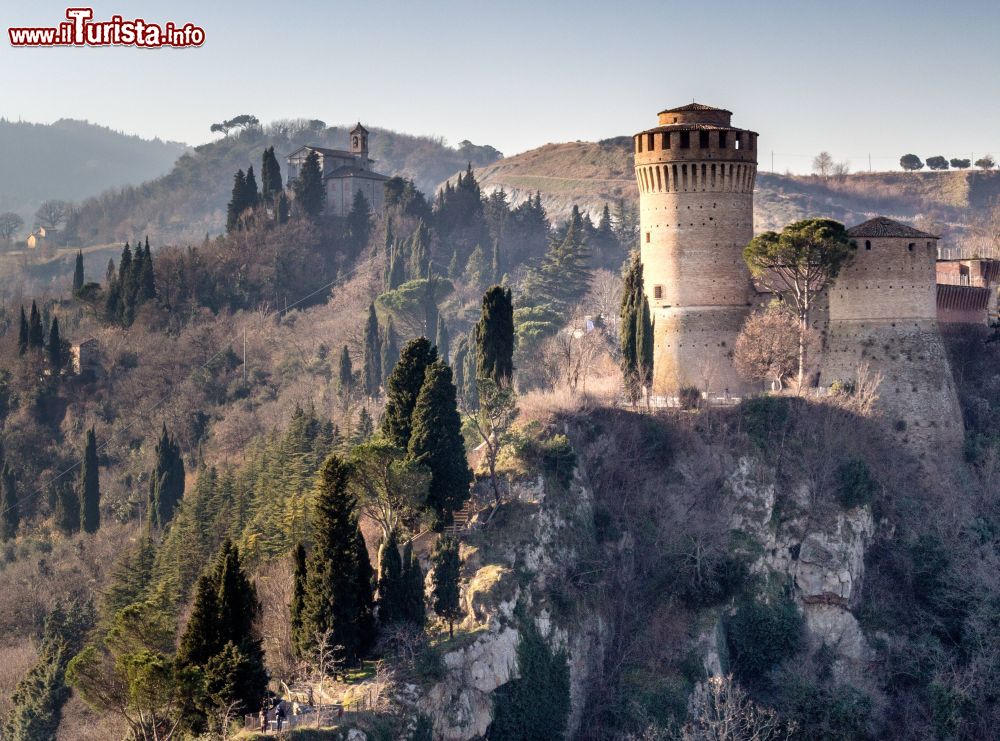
[869,153,872,173]
[243,326,247,385]
[771,151,774,173]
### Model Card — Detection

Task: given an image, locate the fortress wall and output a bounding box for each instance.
[830,237,938,321]
[652,305,750,396]
[821,320,963,453]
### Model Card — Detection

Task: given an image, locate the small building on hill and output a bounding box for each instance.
[285,123,389,217]
[71,338,102,378]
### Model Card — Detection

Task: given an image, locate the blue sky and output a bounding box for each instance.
[2,0,998,173]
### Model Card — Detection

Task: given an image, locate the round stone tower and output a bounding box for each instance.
[633,103,757,396]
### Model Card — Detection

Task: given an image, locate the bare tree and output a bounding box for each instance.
[0,212,23,244]
[682,674,794,740]
[812,151,834,177]
[463,378,518,510]
[34,200,69,232]
[734,302,812,391]
[831,161,850,180]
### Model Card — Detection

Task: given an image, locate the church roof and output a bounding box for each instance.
[324,165,390,181]
[847,217,938,240]
[287,145,355,159]
[350,122,368,134]
[658,102,732,116]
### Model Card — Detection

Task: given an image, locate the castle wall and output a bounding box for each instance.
[652,306,749,396]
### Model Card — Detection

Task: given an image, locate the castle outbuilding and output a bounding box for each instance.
[632,103,758,397]
[820,217,963,451]
[286,123,389,217]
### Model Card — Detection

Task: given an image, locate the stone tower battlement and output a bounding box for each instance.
[633,103,758,395]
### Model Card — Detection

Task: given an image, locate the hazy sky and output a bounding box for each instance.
[3,0,999,173]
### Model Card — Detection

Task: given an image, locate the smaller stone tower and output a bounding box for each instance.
[350,122,369,156]
[822,217,963,452]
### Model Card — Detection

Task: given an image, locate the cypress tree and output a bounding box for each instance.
[28,301,44,349]
[260,146,283,202]
[352,407,374,445]
[243,165,260,211]
[353,527,376,656]
[409,220,431,280]
[18,306,28,356]
[54,483,79,535]
[402,540,426,626]
[0,463,18,541]
[105,258,116,285]
[216,540,260,646]
[620,252,653,403]
[474,286,514,386]
[149,424,185,529]
[72,251,84,294]
[302,454,372,665]
[138,238,155,302]
[346,191,372,259]
[104,276,119,322]
[338,345,353,399]
[638,295,653,388]
[435,317,450,366]
[290,543,307,658]
[177,573,221,667]
[275,190,290,225]
[380,318,399,386]
[363,303,382,398]
[407,360,471,525]
[79,428,100,533]
[226,169,247,232]
[47,316,62,374]
[432,537,462,637]
[377,530,404,625]
[293,151,325,220]
[381,337,437,449]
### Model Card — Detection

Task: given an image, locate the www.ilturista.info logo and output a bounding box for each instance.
[8,8,205,48]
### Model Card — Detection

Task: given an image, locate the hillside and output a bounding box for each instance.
[0,119,187,235]
[469,138,1000,249]
[63,121,501,246]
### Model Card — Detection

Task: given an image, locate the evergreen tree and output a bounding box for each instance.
[352,527,376,655]
[302,454,372,664]
[380,318,399,385]
[387,241,406,290]
[474,286,514,386]
[432,537,462,637]
[293,151,325,220]
[613,197,639,250]
[409,220,431,280]
[435,317,450,365]
[149,424,185,529]
[177,573,221,667]
[407,360,471,525]
[401,540,426,626]
[522,212,591,311]
[381,337,437,449]
[28,301,44,349]
[338,345,353,399]
[260,146,283,202]
[275,190,290,225]
[79,428,100,533]
[72,251,85,294]
[226,169,247,232]
[105,258,115,285]
[54,483,79,535]
[47,316,63,374]
[102,537,156,615]
[376,530,404,625]
[18,306,28,355]
[290,543,308,658]
[346,191,372,259]
[243,165,260,212]
[138,238,155,302]
[0,463,18,541]
[423,268,439,341]
[620,252,654,403]
[363,303,382,397]
[352,408,374,445]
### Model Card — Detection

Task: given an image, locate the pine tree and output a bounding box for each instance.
[18,306,28,356]
[302,454,372,665]
[352,408,374,445]
[149,424,185,529]
[380,318,399,385]
[260,146,283,202]
[226,169,247,233]
[474,286,514,386]
[522,214,592,312]
[338,345,353,399]
[363,303,382,398]
[79,428,100,533]
[47,316,63,374]
[377,530,404,625]
[381,337,437,449]
[401,540,426,626]
[293,151,325,220]
[72,251,84,294]
[290,543,308,658]
[177,573,221,667]
[102,537,156,615]
[407,360,471,525]
[432,537,462,637]
[435,317,450,365]
[0,463,18,541]
[28,301,44,349]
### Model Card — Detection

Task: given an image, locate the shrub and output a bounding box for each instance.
[775,673,875,740]
[739,396,791,449]
[678,386,701,410]
[725,597,803,684]
[835,458,877,508]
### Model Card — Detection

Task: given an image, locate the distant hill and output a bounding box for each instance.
[0,118,187,235]
[65,121,502,246]
[468,138,1000,251]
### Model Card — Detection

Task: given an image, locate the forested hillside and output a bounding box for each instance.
[62,120,502,246]
[0,119,186,235]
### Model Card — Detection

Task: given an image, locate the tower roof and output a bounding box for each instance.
[350,122,368,135]
[657,102,732,116]
[847,217,938,240]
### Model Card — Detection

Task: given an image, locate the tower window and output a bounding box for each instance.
[662,131,671,149]
[865,240,871,250]
[718,131,727,148]
[908,243,915,251]
[680,131,690,149]
[735,133,742,150]
[646,232,650,243]
[699,131,710,148]
[647,133,655,151]
[636,136,643,154]
[654,285,663,299]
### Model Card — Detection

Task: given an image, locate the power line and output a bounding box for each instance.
[2,250,379,518]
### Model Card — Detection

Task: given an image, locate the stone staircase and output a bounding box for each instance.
[441,500,478,538]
